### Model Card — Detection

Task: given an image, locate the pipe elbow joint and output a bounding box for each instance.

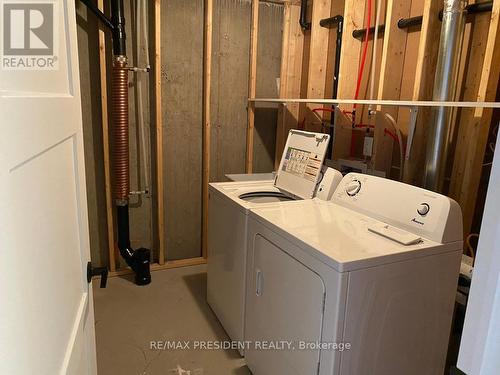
[119,246,151,286]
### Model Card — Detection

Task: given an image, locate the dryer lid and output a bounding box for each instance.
[274,130,330,199]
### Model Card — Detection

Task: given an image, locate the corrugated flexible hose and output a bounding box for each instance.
[111,56,130,202]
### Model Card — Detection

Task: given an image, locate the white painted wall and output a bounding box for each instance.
[458,129,500,375]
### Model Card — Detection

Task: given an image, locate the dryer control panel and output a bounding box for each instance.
[332,173,463,244]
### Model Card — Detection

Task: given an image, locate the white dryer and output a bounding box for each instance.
[207,130,342,352]
[244,173,463,375]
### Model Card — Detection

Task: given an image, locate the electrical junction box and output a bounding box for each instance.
[363,134,374,157]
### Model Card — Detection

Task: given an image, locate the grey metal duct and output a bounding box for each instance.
[424,0,467,191]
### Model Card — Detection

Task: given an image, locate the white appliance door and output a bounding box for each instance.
[0,1,97,374]
[245,235,325,375]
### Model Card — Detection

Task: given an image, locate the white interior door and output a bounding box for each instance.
[0,1,97,374]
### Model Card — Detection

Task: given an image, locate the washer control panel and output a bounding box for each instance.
[332,173,462,244]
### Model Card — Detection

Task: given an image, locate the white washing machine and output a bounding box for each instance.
[207,130,342,352]
[244,173,463,375]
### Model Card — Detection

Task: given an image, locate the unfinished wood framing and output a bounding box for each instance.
[154,0,165,265]
[336,0,365,107]
[372,0,412,175]
[96,0,499,272]
[259,0,500,254]
[403,0,442,185]
[304,0,332,131]
[246,0,259,173]
[109,256,208,278]
[275,4,304,168]
[201,0,213,259]
[450,0,500,235]
[324,0,345,101]
[98,0,116,272]
[275,4,292,168]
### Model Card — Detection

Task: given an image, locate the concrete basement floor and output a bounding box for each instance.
[93,264,251,375]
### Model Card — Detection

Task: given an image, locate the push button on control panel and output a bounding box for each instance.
[417,203,430,216]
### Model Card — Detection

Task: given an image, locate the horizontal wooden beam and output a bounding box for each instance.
[109,257,208,278]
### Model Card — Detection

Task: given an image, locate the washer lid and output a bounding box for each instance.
[274,130,330,199]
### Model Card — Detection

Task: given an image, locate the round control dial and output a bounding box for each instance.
[345,179,362,196]
[417,203,430,216]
